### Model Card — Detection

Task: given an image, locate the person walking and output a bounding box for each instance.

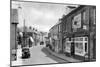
[29,36,34,47]
[17,32,23,48]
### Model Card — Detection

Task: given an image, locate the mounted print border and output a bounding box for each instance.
[10,0,96,67]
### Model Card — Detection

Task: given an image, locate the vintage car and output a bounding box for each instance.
[22,47,30,59]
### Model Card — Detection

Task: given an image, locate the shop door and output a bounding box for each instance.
[69,38,75,56]
[71,42,75,56]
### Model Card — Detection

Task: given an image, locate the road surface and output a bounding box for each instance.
[12,44,68,66]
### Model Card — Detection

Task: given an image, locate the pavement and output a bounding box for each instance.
[45,47,82,63]
[11,43,82,66]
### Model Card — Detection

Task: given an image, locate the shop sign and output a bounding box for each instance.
[72,13,81,29]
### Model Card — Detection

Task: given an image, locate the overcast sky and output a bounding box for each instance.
[12,1,78,32]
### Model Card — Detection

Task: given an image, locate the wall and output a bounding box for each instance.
[49,24,59,52]
[11,9,18,50]
[10,24,16,49]
[61,6,96,60]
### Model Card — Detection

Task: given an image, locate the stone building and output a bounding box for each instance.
[49,22,61,53]
[61,5,96,61]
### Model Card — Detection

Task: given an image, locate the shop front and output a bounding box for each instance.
[63,33,89,60]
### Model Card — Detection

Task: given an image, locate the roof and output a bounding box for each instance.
[61,5,85,20]
[49,6,85,31]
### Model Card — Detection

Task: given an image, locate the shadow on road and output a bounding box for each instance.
[41,47,67,63]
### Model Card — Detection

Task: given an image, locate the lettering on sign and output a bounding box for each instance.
[72,13,81,29]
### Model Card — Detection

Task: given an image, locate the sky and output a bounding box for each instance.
[12,1,78,32]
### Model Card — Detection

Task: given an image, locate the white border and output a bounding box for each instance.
[0,0,99,67]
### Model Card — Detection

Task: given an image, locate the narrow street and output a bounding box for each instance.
[11,1,96,67]
[12,44,68,66]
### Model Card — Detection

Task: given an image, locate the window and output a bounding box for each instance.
[82,11,89,30]
[90,7,96,25]
[75,43,78,47]
[85,37,88,41]
[75,37,83,41]
[93,8,96,25]
[79,37,83,41]
[78,43,83,49]
[83,11,86,23]
[75,42,83,50]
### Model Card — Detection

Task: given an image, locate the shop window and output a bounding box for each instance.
[75,42,83,49]
[80,37,83,41]
[66,38,69,41]
[66,42,70,47]
[85,37,88,41]
[75,43,78,47]
[79,43,83,49]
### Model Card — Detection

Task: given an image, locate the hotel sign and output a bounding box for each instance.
[72,13,81,29]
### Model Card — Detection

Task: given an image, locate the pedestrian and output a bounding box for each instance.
[18,32,23,45]
[29,36,34,47]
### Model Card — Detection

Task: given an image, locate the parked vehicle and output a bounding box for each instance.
[40,41,44,45]
[46,44,52,49]
[22,47,30,59]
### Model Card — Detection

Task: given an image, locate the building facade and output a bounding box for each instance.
[49,23,59,53]
[61,5,96,61]
[11,8,19,61]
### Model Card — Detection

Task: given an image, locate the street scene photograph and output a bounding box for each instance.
[10,0,96,67]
